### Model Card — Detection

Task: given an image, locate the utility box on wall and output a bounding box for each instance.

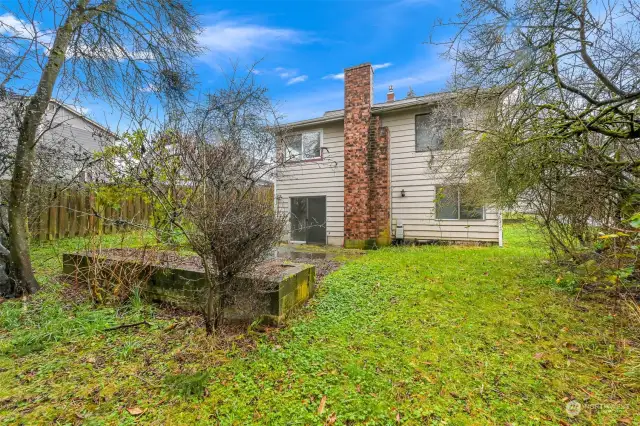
[395,220,404,240]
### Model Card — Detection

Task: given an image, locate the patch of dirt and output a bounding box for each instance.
[85,248,203,271]
[82,249,296,279]
[312,259,344,283]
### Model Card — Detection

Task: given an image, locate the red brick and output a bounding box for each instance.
[343,64,390,247]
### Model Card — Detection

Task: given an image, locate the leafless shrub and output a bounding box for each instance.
[67,236,155,305]
[100,66,291,334]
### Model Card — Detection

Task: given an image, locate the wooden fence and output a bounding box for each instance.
[0,183,273,242]
[29,187,151,242]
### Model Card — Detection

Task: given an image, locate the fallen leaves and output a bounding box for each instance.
[565,343,580,352]
[325,412,337,425]
[318,395,327,414]
[127,406,145,416]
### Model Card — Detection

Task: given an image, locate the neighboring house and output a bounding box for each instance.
[276,62,502,248]
[0,95,112,181]
[41,99,112,154]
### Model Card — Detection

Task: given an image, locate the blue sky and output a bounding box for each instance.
[191,0,459,122]
[1,0,460,126]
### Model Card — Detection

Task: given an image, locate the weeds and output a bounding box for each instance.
[0,294,118,356]
[164,371,210,400]
[0,224,638,424]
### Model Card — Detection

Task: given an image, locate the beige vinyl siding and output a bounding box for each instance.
[382,107,501,243]
[275,122,345,245]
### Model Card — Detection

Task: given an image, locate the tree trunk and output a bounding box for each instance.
[0,239,11,296]
[204,288,217,335]
[7,3,85,295]
[204,279,224,335]
[203,272,229,335]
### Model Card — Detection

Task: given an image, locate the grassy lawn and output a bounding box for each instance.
[0,225,638,424]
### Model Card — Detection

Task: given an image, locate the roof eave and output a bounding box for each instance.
[49,99,117,137]
[284,87,501,128]
[285,115,344,129]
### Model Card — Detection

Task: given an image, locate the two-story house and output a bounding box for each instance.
[276,63,502,248]
[0,95,112,181]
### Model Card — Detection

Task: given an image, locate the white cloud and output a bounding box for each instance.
[322,63,393,80]
[0,13,34,37]
[378,62,450,90]
[139,84,157,93]
[0,13,150,62]
[268,67,307,84]
[197,17,308,64]
[74,106,90,115]
[68,44,153,61]
[322,72,344,80]
[281,59,450,122]
[275,67,298,79]
[286,75,308,85]
[0,13,53,47]
[372,62,393,70]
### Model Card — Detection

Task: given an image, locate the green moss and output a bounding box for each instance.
[346,237,390,249]
[164,371,210,400]
[376,224,392,246]
[344,239,366,249]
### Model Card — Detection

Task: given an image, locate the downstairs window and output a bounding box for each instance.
[435,186,484,220]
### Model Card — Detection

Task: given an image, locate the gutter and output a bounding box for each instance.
[285,114,344,129]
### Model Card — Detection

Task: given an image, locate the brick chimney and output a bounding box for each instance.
[386,85,395,102]
[343,63,391,249]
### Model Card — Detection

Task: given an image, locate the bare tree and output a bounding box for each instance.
[101,68,290,334]
[0,89,107,295]
[0,0,200,295]
[431,0,640,258]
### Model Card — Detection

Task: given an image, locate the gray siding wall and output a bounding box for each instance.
[0,101,108,180]
[0,101,107,154]
[382,107,501,243]
[275,122,345,246]
[42,106,107,153]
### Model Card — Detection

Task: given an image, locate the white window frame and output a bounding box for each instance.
[285,129,323,161]
[435,186,485,221]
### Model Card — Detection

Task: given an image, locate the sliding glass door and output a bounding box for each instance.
[290,196,326,244]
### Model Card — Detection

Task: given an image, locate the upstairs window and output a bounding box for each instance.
[416,113,463,152]
[285,130,322,160]
[435,186,484,220]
